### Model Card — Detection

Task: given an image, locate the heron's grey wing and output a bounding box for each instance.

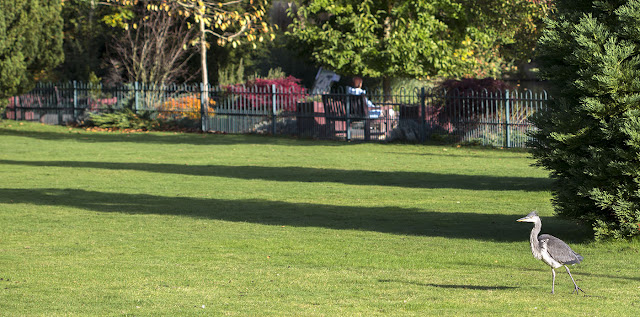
[538,234,583,264]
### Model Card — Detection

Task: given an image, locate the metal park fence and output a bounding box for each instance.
[419,89,549,148]
[3,81,549,148]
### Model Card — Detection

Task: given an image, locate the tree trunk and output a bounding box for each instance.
[382,1,393,102]
[382,76,392,102]
[199,11,210,108]
[199,16,208,87]
[199,8,209,131]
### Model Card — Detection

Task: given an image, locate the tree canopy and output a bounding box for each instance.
[105,0,274,86]
[0,0,64,99]
[104,0,198,85]
[1,0,552,96]
[289,1,470,81]
[288,0,550,89]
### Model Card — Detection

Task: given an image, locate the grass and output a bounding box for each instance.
[0,121,639,316]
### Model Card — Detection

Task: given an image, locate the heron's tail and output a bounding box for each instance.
[566,253,584,265]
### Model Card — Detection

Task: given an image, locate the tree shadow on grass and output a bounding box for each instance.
[378,279,519,290]
[520,262,640,283]
[0,127,340,146]
[0,159,551,191]
[0,188,588,242]
[385,150,532,160]
[421,283,519,290]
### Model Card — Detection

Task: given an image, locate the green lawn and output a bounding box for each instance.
[1,121,639,316]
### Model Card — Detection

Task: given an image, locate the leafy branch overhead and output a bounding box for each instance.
[104,0,275,86]
[104,0,275,48]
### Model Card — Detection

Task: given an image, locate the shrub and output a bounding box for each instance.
[157,95,215,120]
[87,108,157,131]
[0,98,7,118]
[226,76,307,112]
[434,78,513,118]
[425,78,514,141]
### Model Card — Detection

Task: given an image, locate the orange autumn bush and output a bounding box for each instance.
[157,95,215,120]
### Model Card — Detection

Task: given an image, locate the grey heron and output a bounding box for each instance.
[516,211,585,294]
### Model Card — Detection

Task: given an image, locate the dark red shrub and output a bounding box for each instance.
[432,78,514,121]
[226,76,308,112]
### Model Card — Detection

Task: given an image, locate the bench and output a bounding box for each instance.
[321,94,384,140]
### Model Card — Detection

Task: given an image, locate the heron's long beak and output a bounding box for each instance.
[516,216,528,222]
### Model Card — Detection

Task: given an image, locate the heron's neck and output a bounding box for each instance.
[529,220,543,259]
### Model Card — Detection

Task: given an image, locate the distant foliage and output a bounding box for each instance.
[226,76,307,112]
[437,78,512,93]
[248,68,288,82]
[218,59,246,86]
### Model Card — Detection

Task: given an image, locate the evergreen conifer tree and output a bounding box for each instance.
[0,0,64,99]
[531,0,640,239]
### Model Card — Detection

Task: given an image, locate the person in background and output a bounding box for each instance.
[346,77,382,118]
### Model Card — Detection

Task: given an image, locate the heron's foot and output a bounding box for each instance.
[573,286,586,295]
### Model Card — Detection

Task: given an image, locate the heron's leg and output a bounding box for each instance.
[564,265,585,294]
[551,268,556,294]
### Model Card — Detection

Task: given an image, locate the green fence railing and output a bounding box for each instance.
[3,82,549,147]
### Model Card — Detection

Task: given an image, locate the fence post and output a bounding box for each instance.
[15,94,21,120]
[134,81,140,112]
[55,84,63,124]
[272,84,277,135]
[73,81,78,120]
[504,89,511,148]
[346,93,351,141]
[420,87,427,143]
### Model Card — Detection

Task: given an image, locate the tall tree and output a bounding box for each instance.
[56,0,114,82]
[288,0,550,92]
[0,0,64,99]
[105,1,198,85]
[458,0,552,76]
[530,0,640,240]
[289,0,471,95]
[106,0,274,88]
